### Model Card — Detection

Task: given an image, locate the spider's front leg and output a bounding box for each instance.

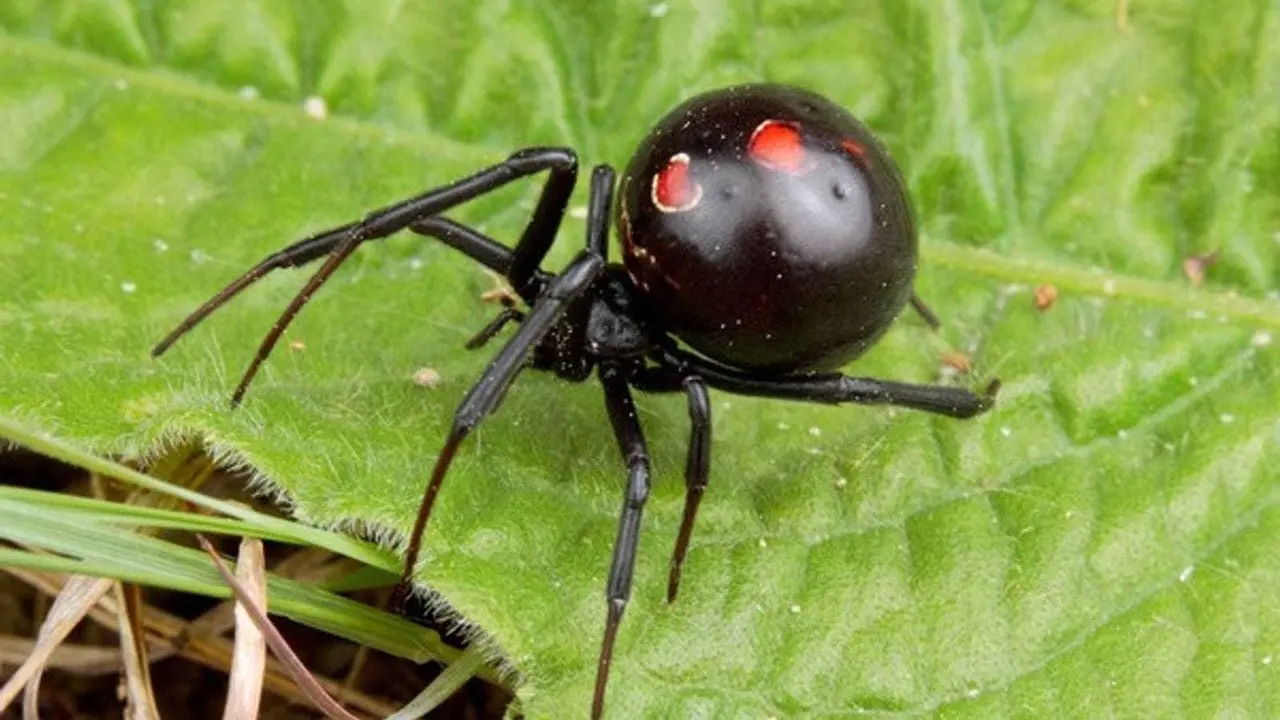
[391,165,617,607]
[152,147,577,406]
[390,252,605,608]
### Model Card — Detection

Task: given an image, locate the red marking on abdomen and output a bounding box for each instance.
[841,139,866,160]
[748,120,807,174]
[652,153,702,212]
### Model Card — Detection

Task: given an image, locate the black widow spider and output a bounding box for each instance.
[152,83,999,718]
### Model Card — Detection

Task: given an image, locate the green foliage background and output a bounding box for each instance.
[1,1,1278,716]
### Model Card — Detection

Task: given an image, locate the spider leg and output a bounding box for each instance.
[224,235,359,405]
[507,154,579,299]
[463,305,526,350]
[390,250,604,604]
[459,165,617,350]
[152,148,577,403]
[628,369,713,603]
[593,363,652,720]
[553,166,615,366]
[411,216,523,277]
[655,347,999,419]
[909,293,942,330]
[667,377,710,603]
[150,219,361,357]
[391,166,615,607]
[154,217,522,361]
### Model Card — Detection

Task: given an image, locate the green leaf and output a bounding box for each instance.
[0,498,460,668]
[2,2,1279,717]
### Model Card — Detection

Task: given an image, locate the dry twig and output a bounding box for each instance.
[0,575,113,715]
[5,567,398,716]
[197,535,361,720]
[223,538,268,720]
[114,582,161,719]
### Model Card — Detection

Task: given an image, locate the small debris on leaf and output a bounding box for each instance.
[1182,249,1220,286]
[413,367,441,388]
[289,341,306,351]
[302,95,328,120]
[940,351,972,374]
[1034,284,1058,311]
[481,270,521,307]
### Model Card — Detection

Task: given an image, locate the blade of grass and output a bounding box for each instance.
[388,645,490,720]
[198,535,361,720]
[5,565,404,716]
[0,485,303,543]
[319,564,398,593]
[0,509,466,669]
[0,418,397,570]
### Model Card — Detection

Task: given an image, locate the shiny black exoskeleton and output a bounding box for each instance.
[153,83,999,719]
[618,84,916,372]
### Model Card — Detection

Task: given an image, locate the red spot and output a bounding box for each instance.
[652,153,701,212]
[748,120,807,173]
[841,139,866,159]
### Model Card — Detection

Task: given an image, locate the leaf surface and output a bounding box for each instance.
[2,1,1279,716]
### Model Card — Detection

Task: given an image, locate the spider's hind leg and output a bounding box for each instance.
[655,346,999,419]
[909,292,942,330]
[629,367,714,604]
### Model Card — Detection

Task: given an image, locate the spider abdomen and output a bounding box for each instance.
[617,83,917,372]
